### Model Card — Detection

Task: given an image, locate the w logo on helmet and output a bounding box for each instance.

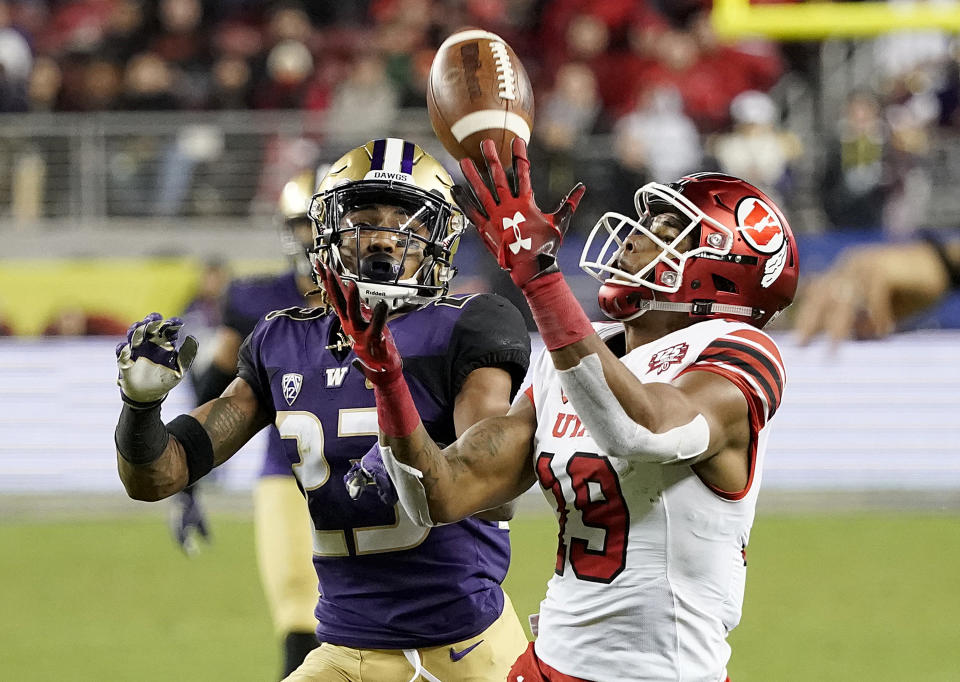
[736,198,784,254]
[502,211,532,254]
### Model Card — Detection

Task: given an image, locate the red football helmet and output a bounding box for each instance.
[580,173,798,328]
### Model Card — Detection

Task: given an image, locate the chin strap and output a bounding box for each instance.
[618,298,756,322]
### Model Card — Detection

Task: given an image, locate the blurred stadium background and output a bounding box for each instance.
[2,0,960,680]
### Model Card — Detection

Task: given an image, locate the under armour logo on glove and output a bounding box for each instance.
[502,211,532,254]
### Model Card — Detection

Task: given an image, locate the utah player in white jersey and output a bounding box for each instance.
[332,137,799,682]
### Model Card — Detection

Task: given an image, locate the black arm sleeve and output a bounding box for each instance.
[115,402,169,465]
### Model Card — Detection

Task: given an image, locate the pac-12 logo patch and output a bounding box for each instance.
[282,373,303,406]
[736,197,784,254]
[648,342,689,375]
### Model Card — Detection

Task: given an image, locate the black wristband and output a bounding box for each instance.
[166,414,215,486]
[115,402,169,465]
[918,229,960,290]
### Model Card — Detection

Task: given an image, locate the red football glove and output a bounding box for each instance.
[317,262,402,382]
[453,137,585,288]
[318,262,420,437]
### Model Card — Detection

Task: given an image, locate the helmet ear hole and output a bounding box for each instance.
[712,274,739,293]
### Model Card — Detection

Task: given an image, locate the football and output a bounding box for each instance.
[427,28,535,168]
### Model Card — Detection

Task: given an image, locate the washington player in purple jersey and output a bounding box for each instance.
[112,138,531,681]
[169,169,326,677]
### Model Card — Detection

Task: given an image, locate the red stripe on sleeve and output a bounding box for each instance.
[523,385,535,408]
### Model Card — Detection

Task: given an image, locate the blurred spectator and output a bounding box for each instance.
[0,22,31,112]
[206,54,253,109]
[711,90,801,204]
[79,57,123,110]
[98,0,149,65]
[821,91,891,230]
[324,52,398,146]
[150,0,211,108]
[265,0,315,47]
[26,55,62,111]
[613,84,701,183]
[120,51,178,110]
[42,308,128,336]
[883,96,934,235]
[251,39,314,108]
[539,62,602,152]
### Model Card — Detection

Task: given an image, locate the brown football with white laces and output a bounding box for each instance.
[427,28,535,167]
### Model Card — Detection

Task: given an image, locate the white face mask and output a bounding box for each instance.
[580,181,735,296]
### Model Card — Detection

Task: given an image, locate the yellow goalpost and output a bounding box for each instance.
[712,0,960,41]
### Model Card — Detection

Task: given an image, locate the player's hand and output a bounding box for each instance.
[343,443,398,506]
[316,262,402,383]
[794,241,949,347]
[116,313,198,406]
[453,137,585,288]
[168,484,211,556]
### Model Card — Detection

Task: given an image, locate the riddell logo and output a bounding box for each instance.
[736,197,784,254]
[647,342,689,374]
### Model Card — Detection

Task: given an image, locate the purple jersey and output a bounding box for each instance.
[221,270,304,478]
[237,293,530,649]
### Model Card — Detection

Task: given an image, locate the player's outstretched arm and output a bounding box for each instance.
[115,313,270,501]
[317,262,538,524]
[457,139,746,466]
[382,400,537,524]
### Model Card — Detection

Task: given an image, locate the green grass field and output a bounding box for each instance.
[2,509,959,681]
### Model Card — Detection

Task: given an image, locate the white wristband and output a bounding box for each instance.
[379,442,440,527]
[557,354,710,464]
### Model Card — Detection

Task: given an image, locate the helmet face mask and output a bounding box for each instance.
[309,139,464,311]
[584,182,734,297]
[581,173,798,328]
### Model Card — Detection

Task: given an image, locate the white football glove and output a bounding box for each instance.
[116,313,198,406]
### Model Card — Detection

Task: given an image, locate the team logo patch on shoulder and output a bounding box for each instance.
[736,197,785,254]
[282,373,303,406]
[648,342,689,375]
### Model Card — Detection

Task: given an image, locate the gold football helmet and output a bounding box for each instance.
[278,168,328,278]
[308,138,465,311]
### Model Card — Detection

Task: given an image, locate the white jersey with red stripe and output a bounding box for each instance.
[523,318,785,682]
